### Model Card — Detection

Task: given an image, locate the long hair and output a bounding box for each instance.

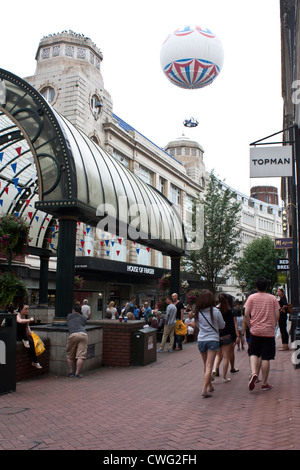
[218,293,230,314]
[195,290,215,323]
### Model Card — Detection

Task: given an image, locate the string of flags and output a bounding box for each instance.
[0,146,152,257]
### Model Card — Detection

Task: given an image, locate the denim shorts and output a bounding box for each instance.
[198,340,220,353]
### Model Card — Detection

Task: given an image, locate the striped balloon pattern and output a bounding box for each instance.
[163,58,220,89]
[161,25,223,89]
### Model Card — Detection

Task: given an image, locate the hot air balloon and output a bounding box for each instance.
[160,25,224,89]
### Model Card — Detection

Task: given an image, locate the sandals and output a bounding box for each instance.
[230,368,239,373]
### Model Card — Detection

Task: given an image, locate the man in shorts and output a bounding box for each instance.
[244,276,280,391]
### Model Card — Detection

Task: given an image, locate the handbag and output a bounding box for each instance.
[219,334,233,346]
[175,320,187,336]
[31,331,45,356]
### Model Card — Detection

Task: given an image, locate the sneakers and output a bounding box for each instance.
[248,373,258,391]
[22,339,30,348]
[32,362,42,369]
[261,383,273,391]
[221,377,231,383]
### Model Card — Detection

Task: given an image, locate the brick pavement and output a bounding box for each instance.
[0,338,300,452]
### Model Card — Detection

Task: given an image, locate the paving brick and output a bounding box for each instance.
[1,338,300,451]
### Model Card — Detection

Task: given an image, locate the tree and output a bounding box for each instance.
[183,172,241,295]
[234,235,279,293]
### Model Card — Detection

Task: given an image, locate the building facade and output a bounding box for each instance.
[0,30,283,318]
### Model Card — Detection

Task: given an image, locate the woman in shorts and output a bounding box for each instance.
[196,290,225,398]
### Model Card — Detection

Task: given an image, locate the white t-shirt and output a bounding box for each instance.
[197,307,225,342]
[81,304,91,319]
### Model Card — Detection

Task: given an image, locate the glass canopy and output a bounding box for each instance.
[0,68,186,256]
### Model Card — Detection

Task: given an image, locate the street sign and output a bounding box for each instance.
[275,237,293,249]
[276,258,289,271]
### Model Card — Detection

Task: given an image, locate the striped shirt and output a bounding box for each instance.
[244,292,280,337]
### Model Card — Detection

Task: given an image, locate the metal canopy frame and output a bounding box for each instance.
[0,68,186,257]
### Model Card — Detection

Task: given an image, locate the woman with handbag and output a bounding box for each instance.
[16,303,42,369]
[195,290,225,398]
[212,294,237,383]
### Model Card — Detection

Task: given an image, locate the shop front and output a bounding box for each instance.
[74,256,170,318]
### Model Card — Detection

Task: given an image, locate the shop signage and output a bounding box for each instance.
[250,145,293,178]
[275,237,293,249]
[127,264,155,275]
[276,258,289,271]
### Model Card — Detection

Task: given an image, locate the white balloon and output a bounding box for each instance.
[160,25,224,89]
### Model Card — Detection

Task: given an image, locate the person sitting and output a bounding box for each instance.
[183,311,196,343]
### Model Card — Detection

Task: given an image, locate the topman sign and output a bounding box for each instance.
[250,145,293,178]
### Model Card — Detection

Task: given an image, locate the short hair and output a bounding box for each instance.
[83,299,88,305]
[255,276,268,292]
[74,305,82,314]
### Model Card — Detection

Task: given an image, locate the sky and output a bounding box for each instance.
[0,0,283,200]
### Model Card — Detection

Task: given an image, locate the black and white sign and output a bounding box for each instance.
[276,258,289,271]
[250,146,293,178]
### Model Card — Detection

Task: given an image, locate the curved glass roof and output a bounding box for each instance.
[0,68,186,256]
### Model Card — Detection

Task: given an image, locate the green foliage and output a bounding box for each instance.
[0,214,30,258]
[183,173,241,295]
[234,235,279,293]
[0,271,28,308]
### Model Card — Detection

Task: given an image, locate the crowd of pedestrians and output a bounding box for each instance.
[194,276,289,398]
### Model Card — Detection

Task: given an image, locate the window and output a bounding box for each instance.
[90,94,102,120]
[139,165,153,185]
[160,177,166,195]
[40,86,56,104]
[170,184,180,205]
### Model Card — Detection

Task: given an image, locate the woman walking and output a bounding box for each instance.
[212,293,237,383]
[196,290,225,398]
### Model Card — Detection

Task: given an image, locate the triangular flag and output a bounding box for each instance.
[105,240,109,246]
[3,187,8,194]
[146,247,150,252]
[80,240,84,247]
[100,241,104,246]
[118,238,122,244]
[106,251,110,256]
[16,147,22,156]
[111,241,115,246]
[116,251,120,256]
[17,187,22,194]
[0,200,3,206]
[86,227,90,234]
[11,163,17,173]
[136,248,140,254]
[28,212,33,219]
[0,152,3,161]
[87,249,91,254]
[25,199,30,206]
[14,212,19,217]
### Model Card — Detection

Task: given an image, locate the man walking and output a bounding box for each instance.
[244,276,280,391]
[158,296,177,352]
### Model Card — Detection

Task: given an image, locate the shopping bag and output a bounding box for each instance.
[175,320,187,336]
[31,331,45,356]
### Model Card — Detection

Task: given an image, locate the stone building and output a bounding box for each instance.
[0,30,283,318]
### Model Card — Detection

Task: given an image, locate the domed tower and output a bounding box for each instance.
[164,134,207,187]
[24,30,113,146]
[250,186,279,205]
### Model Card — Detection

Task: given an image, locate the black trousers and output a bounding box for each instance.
[279,312,289,344]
